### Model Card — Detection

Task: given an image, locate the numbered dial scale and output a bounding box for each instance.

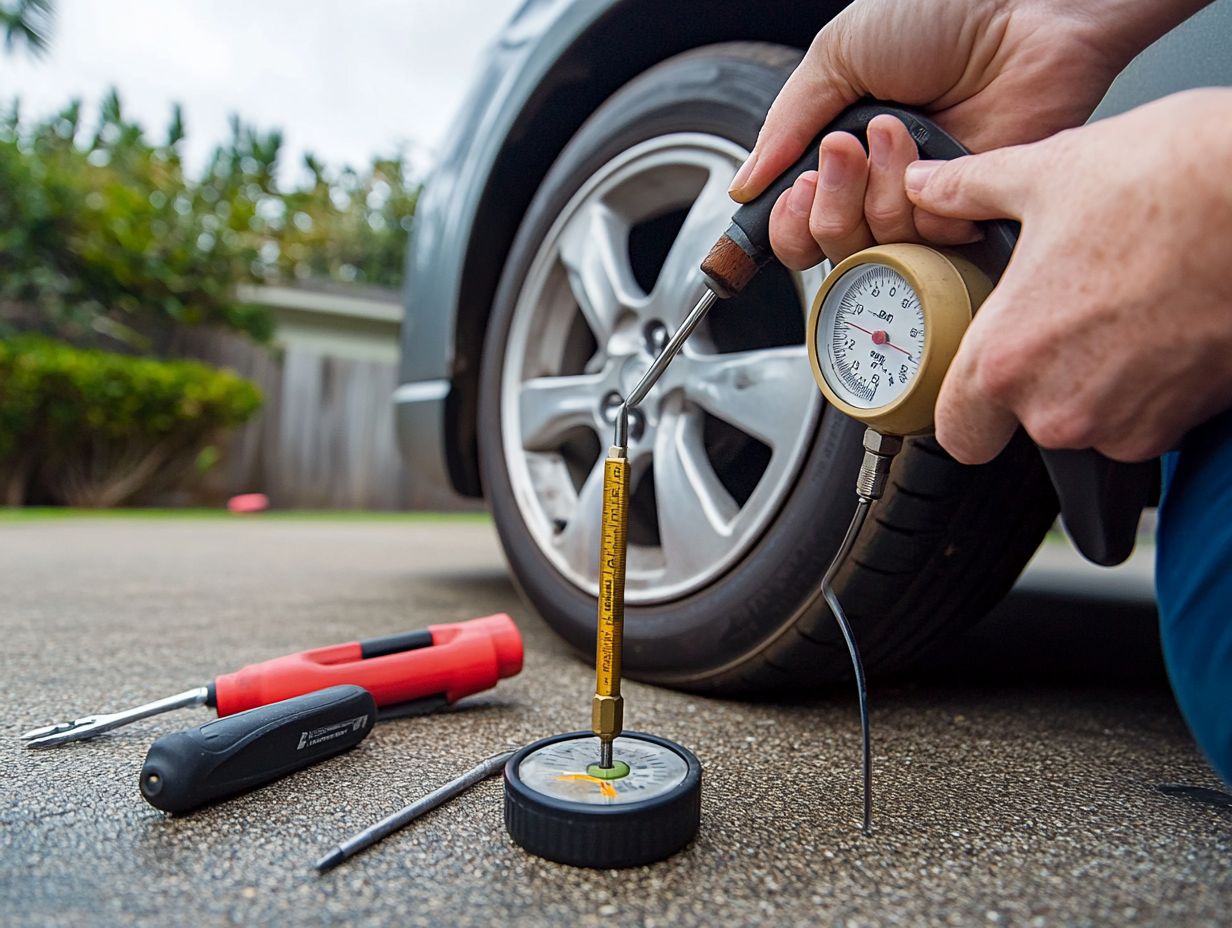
[807,244,992,436]
[504,731,702,869]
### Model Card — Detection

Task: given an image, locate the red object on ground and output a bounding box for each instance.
[228,493,269,514]
[211,613,524,716]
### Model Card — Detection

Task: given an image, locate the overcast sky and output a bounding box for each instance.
[2,0,523,182]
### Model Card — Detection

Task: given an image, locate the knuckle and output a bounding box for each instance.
[809,210,859,243]
[1027,406,1097,450]
[864,198,906,230]
[769,221,819,271]
[970,341,1022,404]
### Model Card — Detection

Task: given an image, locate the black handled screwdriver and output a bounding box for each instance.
[140,685,375,813]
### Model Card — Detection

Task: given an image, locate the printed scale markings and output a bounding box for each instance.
[828,266,924,406]
[596,457,626,696]
[520,737,689,804]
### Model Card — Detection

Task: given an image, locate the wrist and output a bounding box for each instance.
[1060,0,1213,70]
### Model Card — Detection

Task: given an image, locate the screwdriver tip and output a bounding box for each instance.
[314,848,345,873]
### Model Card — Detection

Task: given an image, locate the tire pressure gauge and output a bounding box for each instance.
[807,243,993,436]
[504,731,702,869]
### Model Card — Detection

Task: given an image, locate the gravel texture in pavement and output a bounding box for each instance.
[1,517,1228,927]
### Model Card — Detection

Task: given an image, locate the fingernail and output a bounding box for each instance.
[819,148,849,190]
[787,172,816,216]
[729,150,758,196]
[905,160,942,194]
[868,124,890,169]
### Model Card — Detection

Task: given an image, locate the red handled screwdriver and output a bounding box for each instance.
[21,613,523,748]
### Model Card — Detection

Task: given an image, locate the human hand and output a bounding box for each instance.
[906,89,1232,464]
[736,0,1209,267]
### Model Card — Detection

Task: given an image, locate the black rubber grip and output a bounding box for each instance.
[139,685,375,813]
[727,101,991,271]
[358,629,433,659]
[1041,449,1154,567]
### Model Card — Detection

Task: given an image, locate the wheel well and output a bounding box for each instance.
[446,0,850,497]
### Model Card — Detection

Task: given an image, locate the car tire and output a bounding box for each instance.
[478,42,1057,693]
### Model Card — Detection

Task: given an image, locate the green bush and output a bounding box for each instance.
[0,335,261,506]
[0,92,419,351]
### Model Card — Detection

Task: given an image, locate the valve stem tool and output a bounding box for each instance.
[22,613,523,748]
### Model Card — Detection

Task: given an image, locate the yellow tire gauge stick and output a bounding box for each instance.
[592,448,628,770]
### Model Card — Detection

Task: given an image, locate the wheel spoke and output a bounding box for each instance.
[651,158,739,321]
[505,134,823,603]
[676,346,815,450]
[554,457,605,577]
[653,408,738,575]
[558,200,645,341]
[519,373,604,452]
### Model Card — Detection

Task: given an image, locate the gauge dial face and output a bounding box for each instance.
[517,735,688,805]
[816,263,924,409]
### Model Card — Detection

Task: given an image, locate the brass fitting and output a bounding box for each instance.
[591,694,623,739]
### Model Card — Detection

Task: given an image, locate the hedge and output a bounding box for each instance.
[0,336,261,506]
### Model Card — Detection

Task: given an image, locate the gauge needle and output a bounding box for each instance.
[557,773,619,798]
[844,320,915,360]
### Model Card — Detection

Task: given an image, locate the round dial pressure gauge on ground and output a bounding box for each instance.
[504,731,701,869]
[807,243,991,436]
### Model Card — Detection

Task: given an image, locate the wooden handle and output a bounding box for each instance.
[700,233,761,298]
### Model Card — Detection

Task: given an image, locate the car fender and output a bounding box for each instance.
[395,0,853,499]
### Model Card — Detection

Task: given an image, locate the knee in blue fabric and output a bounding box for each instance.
[1156,406,1232,785]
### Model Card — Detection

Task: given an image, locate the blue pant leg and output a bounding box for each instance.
[1155,406,1232,785]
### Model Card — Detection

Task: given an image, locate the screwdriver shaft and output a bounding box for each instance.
[614,287,718,447]
[315,751,515,872]
[21,686,210,748]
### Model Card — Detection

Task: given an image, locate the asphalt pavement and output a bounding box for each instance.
[1,516,1228,927]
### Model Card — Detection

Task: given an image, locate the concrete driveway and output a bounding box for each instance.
[1,515,1228,927]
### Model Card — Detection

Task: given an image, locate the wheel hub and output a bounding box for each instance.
[617,354,654,409]
[500,133,825,603]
